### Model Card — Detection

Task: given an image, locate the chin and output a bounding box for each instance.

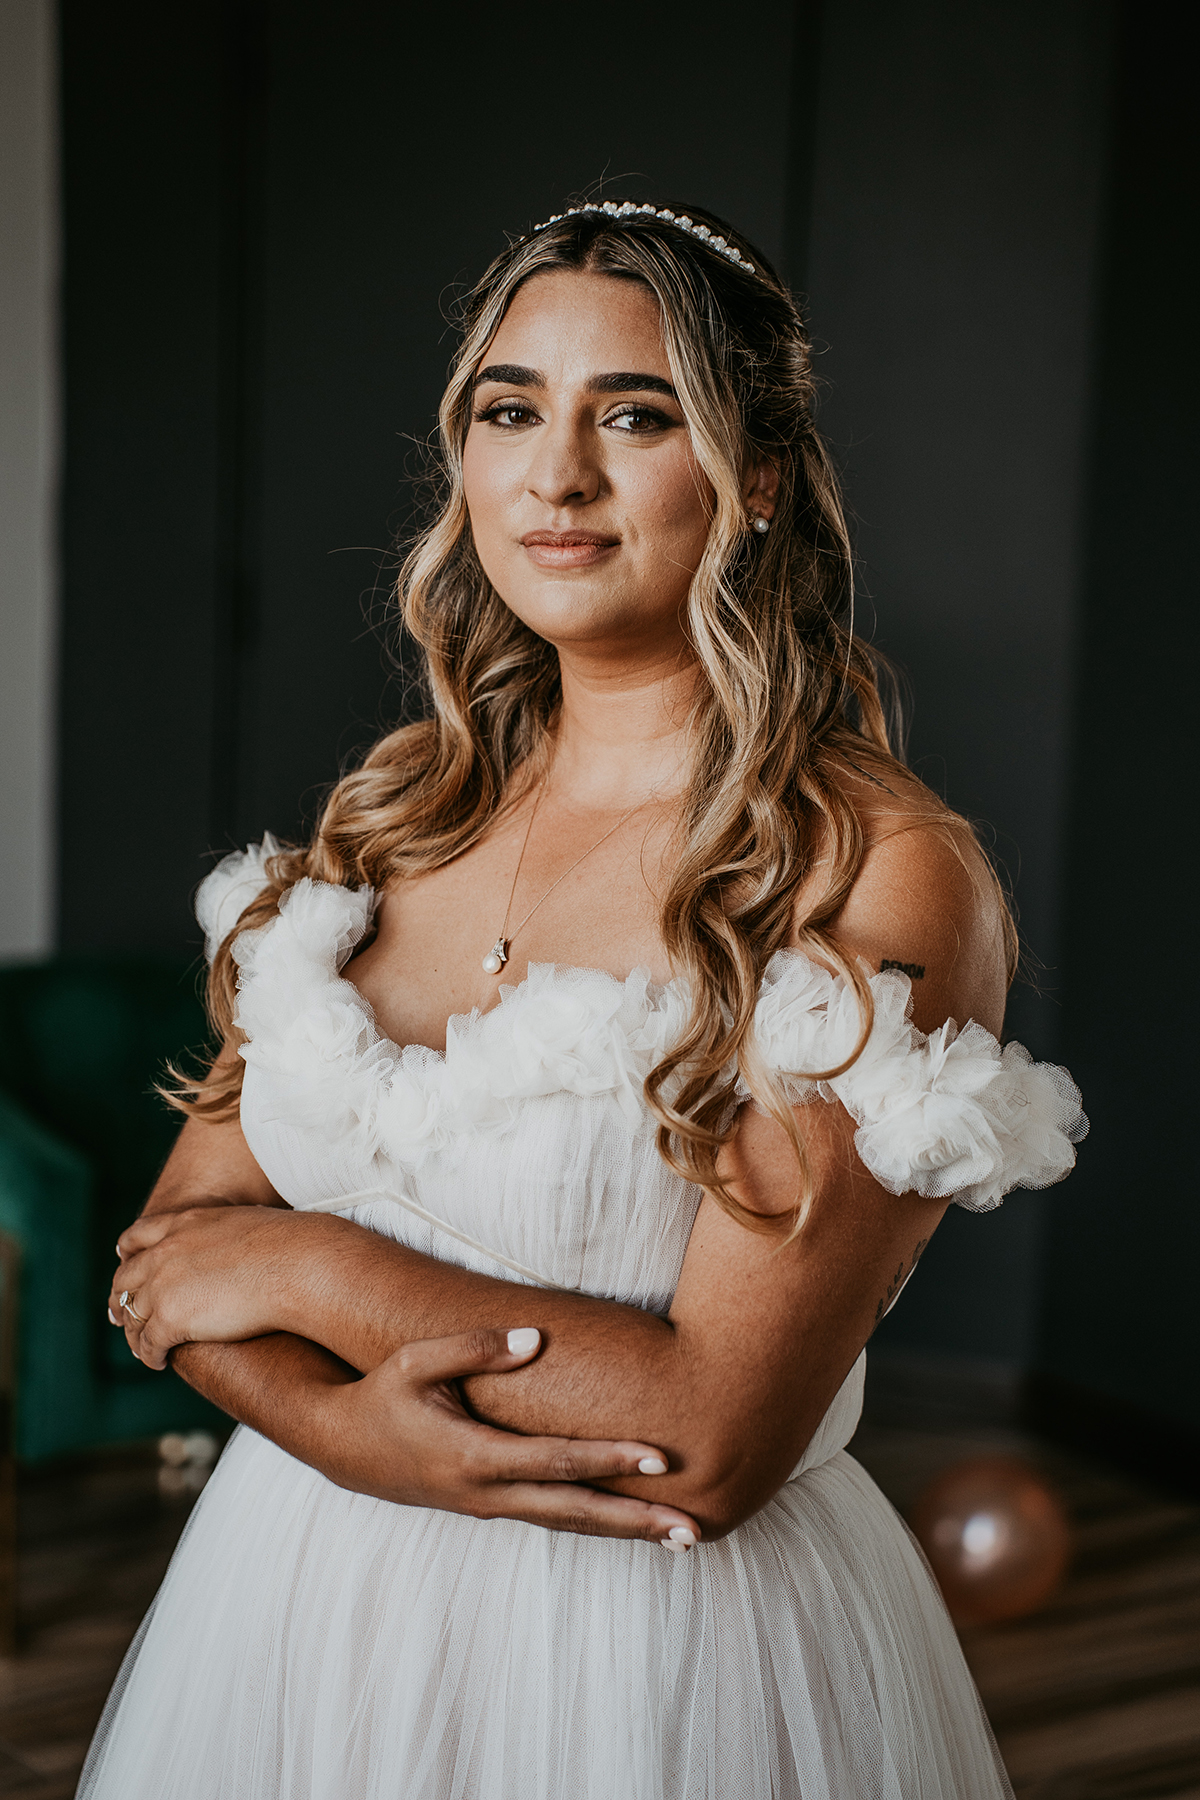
[517,610,647,650]
[499,570,686,642]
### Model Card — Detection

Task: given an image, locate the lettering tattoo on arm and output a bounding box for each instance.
[872,1236,931,1329]
[881,959,925,980]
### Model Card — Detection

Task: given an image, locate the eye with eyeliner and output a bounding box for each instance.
[471,399,676,434]
[473,400,541,428]
[603,403,674,434]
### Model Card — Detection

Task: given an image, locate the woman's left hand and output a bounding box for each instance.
[110,1204,328,1369]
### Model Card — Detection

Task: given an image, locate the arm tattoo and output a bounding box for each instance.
[842,755,903,802]
[881,958,925,980]
[872,1237,931,1328]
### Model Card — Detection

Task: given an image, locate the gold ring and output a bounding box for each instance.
[120,1290,148,1327]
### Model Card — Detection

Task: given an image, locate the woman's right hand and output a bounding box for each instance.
[313,1328,701,1551]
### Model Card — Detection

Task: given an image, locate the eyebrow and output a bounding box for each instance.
[589,370,678,399]
[473,363,678,400]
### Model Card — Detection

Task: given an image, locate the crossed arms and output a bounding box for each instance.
[110,826,1004,1547]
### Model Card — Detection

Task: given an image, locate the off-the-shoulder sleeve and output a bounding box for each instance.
[195,835,281,965]
[744,953,1088,1212]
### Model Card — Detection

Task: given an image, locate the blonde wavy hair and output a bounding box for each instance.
[175,201,1014,1233]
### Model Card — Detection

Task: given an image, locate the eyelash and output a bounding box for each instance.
[472,401,672,434]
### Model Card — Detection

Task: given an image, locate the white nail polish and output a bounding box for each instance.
[660,1538,688,1552]
[507,1328,540,1355]
[668,1527,697,1548]
[638,1457,667,1475]
[107,1308,119,1326]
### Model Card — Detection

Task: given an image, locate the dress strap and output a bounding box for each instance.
[306,1186,575,1292]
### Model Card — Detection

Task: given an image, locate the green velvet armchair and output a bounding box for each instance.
[0,957,226,1466]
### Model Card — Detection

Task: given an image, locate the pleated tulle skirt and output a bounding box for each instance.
[78,1426,1012,1800]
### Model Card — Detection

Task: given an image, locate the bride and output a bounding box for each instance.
[82,200,1084,1799]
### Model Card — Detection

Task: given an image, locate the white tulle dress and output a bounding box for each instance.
[79,845,1087,1800]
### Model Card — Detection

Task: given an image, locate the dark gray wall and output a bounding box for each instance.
[58,4,229,955]
[54,0,1197,1434]
[57,0,799,954]
[800,0,1115,1373]
[1038,0,1199,1437]
[239,0,802,864]
[803,0,1113,1058]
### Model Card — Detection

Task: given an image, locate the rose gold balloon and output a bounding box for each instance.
[910,1456,1072,1627]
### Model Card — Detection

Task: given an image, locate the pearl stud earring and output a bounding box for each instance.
[751,515,770,535]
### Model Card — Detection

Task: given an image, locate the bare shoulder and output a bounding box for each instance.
[798,761,1011,1037]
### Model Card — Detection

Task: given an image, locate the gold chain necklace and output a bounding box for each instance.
[481,779,654,976]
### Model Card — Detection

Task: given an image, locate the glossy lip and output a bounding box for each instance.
[520,529,620,569]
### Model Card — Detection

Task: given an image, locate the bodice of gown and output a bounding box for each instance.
[209,848,1087,1481]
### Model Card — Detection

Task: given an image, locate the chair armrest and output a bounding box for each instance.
[0,1087,96,1459]
[0,1228,17,1653]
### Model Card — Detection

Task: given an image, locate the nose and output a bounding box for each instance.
[524,410,602,509]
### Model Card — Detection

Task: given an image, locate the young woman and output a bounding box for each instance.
[82,200,1085,1800]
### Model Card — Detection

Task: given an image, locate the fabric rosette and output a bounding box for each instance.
[200,857,1087,1210]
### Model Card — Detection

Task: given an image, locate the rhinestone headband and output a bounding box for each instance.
[531,200,757,274]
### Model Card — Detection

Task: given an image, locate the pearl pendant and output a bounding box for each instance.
[482,938,508,975]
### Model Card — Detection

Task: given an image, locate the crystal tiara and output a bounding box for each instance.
[531,200,757,274]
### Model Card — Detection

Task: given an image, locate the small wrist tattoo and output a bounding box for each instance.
[881,959,925,980]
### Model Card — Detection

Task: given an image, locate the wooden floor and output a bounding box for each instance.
[851,1425,1200,1799]
[0,1444,193,1797]
[0,1428,1197,1797]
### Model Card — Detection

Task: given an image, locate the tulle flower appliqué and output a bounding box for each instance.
[196,851,1088,1208]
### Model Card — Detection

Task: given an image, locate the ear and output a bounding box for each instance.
[742,456,780,524]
